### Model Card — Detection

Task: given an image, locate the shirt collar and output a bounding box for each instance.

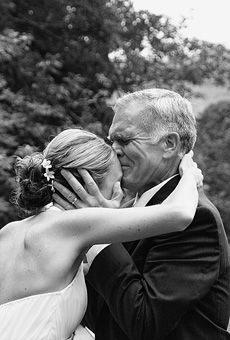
[134,174,179,207]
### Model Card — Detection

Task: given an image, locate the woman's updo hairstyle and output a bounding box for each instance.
[14,129,114,216]
[14,153,53,215]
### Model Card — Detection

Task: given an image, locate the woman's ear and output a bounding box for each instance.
[162,132,180,158]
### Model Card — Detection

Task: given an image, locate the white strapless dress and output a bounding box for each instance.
[0,263,87,340]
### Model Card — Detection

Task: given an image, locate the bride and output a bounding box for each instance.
[0,128,202,340]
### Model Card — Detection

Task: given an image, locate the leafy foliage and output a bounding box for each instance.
[195,101,230,238]
[0,0,230,235]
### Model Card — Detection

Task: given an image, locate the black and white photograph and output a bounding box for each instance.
[0,1,230,339]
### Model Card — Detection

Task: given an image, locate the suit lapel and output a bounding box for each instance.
[123,175,181,255]
[146,175,180,206]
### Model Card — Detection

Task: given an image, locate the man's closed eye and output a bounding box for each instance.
[118,138,131,146]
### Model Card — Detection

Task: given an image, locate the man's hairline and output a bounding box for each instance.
[112,96,196,150]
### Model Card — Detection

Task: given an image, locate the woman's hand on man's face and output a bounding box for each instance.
[52,169,123,210]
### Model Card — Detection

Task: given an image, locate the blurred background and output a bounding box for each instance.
[0,0,230,239]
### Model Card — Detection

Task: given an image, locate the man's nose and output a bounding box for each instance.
[112,141,123,156]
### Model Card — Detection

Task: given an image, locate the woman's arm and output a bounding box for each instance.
[50,153,202,248]
[162,151,203,206]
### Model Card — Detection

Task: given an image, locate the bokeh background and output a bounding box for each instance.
[0,0,230,239]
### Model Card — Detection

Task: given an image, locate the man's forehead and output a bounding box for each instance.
[109,104,145,137]
[109,121,134,138]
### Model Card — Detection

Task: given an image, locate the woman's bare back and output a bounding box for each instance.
[0,210,84,306]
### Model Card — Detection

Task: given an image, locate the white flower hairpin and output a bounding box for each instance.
[41,159,55,191]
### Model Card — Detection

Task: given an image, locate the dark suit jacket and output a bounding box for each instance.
[84,176,230,340]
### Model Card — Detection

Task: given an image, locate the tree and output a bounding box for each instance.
[1,0,230,228]
[195,101,230,239]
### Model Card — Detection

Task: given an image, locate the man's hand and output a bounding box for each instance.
[53,169,123,210]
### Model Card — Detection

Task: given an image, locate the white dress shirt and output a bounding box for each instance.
[134,174,179,207]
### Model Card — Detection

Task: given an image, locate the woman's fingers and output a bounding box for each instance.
[54,169,122,209]
[111,181,123,207]
[61,169,90,202]
[78,169,101,196]
[52,192,75,210]
[179,151,195,174]
[179,151,203,187]
[187,150,194,158]
[59,169,104,207]
[196,169,204,188]
[53,181,85,208]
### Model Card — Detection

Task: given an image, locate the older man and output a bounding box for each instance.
[57,89,230,340]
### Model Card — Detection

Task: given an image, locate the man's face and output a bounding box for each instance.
[109,102,165,194]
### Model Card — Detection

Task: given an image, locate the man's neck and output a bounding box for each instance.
[139,165,179,196]
[139,172,178,196]
[134,174,180,207]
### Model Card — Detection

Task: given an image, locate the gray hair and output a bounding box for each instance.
[114,89,197,153]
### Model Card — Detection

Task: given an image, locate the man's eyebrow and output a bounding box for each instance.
[120,133,134,139]
[110,131,133,139]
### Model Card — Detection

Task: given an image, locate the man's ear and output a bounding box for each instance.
[162,132,180,158]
